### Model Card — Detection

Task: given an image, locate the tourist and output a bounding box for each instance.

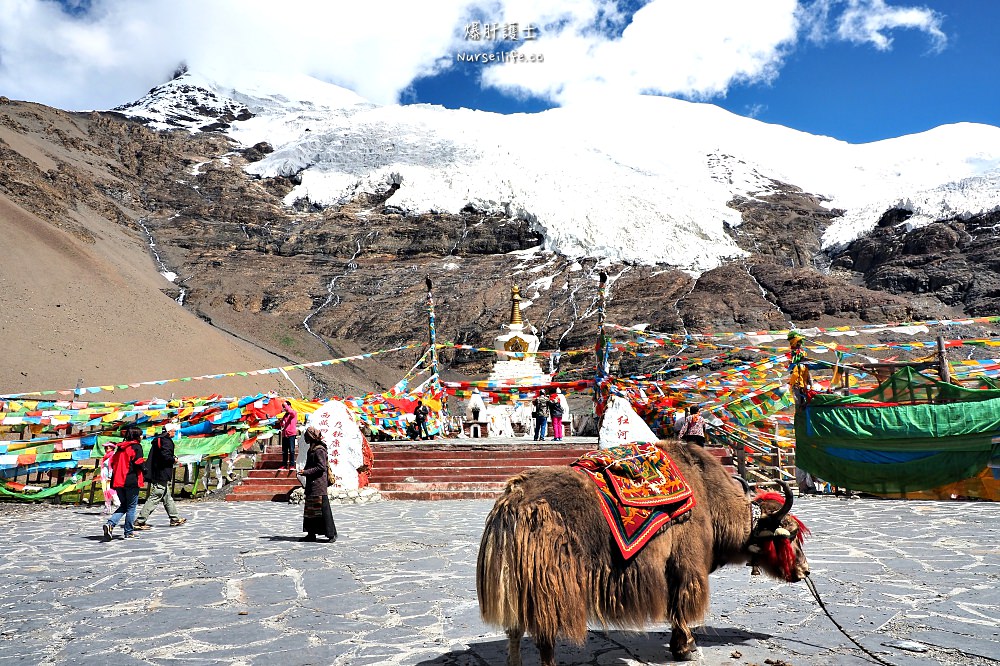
[414,399,432,440]
[297,426,337,543]
[278,400,298,470]
[531,394,548,441]
[134,420,186,530]
[555,388,571,436]
[548,391,564,441]
[103,425,146,541]
[404,416,419,441]
[796,466,819,496]
[678,405,707,447]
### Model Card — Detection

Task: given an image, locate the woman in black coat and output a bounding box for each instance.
[298,426,337,542]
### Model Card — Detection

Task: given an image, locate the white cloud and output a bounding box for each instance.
[480,0,949,104]
[0,0,950,111]
[837,0,946,51]
[481,0,801,104]
[801,0,946,52]
[0,0,476,110]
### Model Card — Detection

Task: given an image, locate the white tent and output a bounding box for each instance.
[598,395,660,449]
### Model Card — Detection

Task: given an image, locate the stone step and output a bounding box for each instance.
[373,481,506,492]
[370,449,591,461]
[371,473,524,483]
[229,477,303,488]
[704,447,734,464]
[378,489,502,501]
[368,458,579,473]
[224,491,290,502]
[232,440,736,502]
[370,462,564,474]
[372,456,587,466]
[246,470,300,479]
[228,487,299,498]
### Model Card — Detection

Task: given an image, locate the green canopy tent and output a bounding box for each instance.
[795,367,1000,493]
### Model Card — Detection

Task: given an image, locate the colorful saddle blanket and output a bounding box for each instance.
[571,443,695,560]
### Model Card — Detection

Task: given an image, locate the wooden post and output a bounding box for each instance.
[775,440,783,481]
[426,275,439,380]
[594,271,609,419]
[192,462,202,498]
[87,469,97,506]
[937,335,950,384]
[596,271,608,376]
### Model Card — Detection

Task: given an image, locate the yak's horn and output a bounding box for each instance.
[733,475,751,496]
[773,480,794,522]
[774,527,791,538]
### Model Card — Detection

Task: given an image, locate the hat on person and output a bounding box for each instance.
[472,387,480,393]
[555,388,562,394]
[787,330,805,343]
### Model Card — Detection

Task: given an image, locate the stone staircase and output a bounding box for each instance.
[225,447,300,502]
[368,440,595,500]
[225,439,737,502]
[706,445,737,477]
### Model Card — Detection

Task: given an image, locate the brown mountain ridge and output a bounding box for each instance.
[0,97,993,400]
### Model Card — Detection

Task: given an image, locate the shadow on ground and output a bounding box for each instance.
[414,627,771,665]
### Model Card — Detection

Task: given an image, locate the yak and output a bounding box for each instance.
[477,439,810,665]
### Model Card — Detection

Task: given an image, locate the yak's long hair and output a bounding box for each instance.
[477,466,673,644]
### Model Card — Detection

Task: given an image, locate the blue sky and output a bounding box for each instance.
[405,0,999,143]
[713,1,1000,142]
[1,1,996,144]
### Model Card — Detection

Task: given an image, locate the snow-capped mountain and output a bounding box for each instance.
[117,70,1000,271]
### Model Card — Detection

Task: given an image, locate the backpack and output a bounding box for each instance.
[143,435,165,477]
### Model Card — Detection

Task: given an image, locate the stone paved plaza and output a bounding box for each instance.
[0,496,998,665]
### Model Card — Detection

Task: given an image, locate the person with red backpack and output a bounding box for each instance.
[134,420,186,530]
[103,425,146,541]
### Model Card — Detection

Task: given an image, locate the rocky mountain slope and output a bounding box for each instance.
[2,75,998,400]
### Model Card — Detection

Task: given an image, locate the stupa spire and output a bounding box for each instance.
[509,285,523,327]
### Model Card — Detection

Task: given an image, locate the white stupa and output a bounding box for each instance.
[488,285,551,384]
[471,286,551,437]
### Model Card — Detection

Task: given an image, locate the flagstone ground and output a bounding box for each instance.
[0,497,997,665]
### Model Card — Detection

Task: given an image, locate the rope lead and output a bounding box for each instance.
[805,576,898,666]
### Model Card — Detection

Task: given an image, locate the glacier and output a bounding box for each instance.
[117,70,1000,271]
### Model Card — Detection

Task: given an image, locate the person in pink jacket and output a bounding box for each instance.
[278,401,298,470]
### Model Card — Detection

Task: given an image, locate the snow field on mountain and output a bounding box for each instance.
[120,71,1000,271]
